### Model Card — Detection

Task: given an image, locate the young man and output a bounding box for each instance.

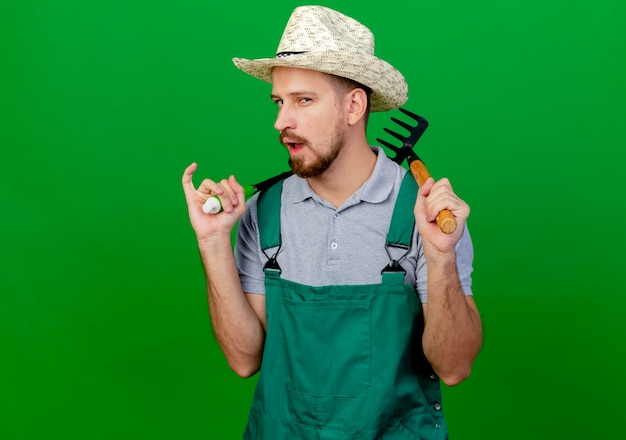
[182,6,482,439]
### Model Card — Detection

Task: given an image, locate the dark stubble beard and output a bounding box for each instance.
[284,119,346,178]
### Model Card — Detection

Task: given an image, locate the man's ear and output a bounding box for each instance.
[346,88,368,126]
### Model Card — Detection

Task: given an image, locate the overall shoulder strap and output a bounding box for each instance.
[381,171,418,284]
[256,178,285,251]
[386,171,418,248]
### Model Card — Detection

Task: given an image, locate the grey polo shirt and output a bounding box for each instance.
[235,146,474,303]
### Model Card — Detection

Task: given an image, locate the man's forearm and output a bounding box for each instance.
[422,253,482,386]
[199,233,265,377]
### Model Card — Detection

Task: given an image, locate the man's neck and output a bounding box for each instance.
[307,139,377,208]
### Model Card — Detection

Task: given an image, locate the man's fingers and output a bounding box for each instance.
[426,179,469,224]
[417,177,435,198]
[228,175,245,205]
[229,175,243,192]
[182,163,221,205]
[417,177,464,223]
[182,162,199,197]
[181,164,245,215]
[196,179,219,195]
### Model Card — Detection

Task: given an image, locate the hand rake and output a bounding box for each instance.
[376,108,457,234]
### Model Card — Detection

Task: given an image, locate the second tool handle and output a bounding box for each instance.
[409,161,457,234]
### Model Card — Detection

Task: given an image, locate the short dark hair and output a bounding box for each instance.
[325,74,372,126]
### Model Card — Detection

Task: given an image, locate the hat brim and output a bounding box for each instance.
[233,52,407,112]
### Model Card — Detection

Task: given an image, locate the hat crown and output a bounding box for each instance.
[276,6,374,56]
[232,6,408,112]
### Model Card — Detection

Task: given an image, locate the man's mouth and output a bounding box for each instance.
[280,132,307,155]
[287,142,305,154]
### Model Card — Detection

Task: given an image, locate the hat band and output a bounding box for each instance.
[275,51,306,58]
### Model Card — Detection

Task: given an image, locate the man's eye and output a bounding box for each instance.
[299,97,312,103]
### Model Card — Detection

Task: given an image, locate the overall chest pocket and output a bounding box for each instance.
[276,296,371,398]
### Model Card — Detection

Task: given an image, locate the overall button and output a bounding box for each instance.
[333,212,341,220]
[433,403,442,411]
[330,241,338,250]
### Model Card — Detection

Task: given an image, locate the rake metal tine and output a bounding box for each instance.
[395,109,429,145]
[383,127,408,143]
[376,137,405,164]
[377,107,430,164]
[390,116,415,134]
[398,107,421,122]
[376,137,400,151]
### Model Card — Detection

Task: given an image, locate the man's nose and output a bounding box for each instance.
[274,106,295,132]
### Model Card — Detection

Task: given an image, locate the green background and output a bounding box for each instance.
[2,0,624,438]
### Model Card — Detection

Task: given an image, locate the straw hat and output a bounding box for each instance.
[232,6,408,112]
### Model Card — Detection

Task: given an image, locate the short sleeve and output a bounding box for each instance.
[415,225,474,303]
[234,194,267,295]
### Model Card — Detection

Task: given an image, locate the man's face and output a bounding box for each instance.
[271,67,347,178]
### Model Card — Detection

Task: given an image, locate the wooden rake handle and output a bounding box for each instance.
[409,161,457,234]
